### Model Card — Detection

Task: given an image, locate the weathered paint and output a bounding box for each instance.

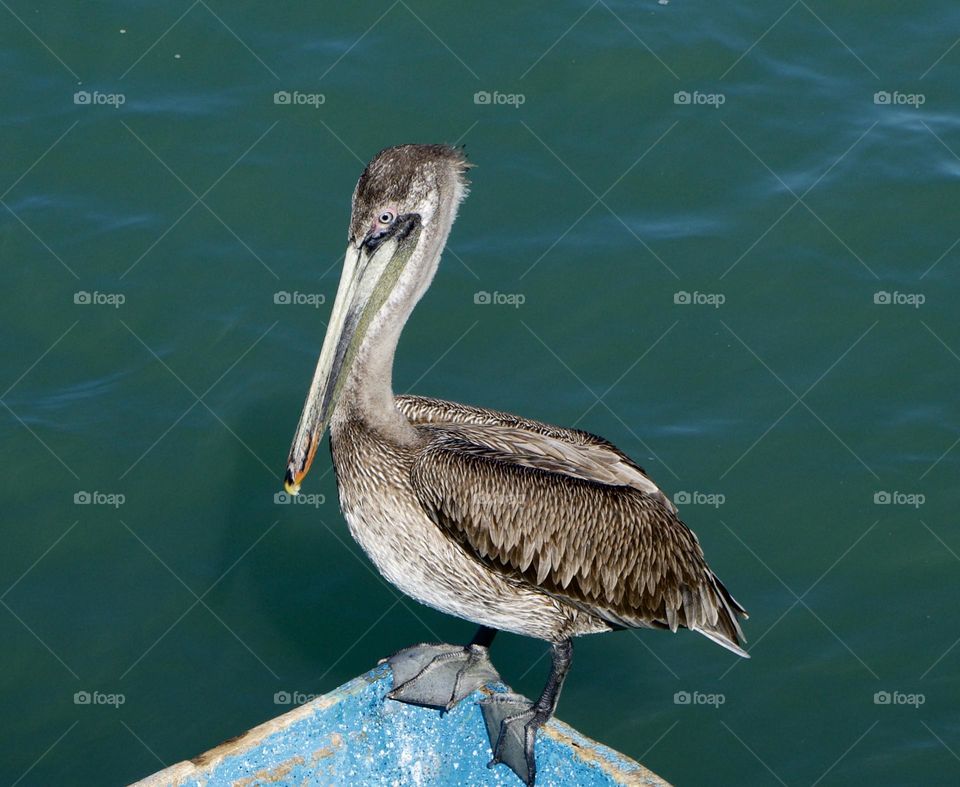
[132,663,671,787]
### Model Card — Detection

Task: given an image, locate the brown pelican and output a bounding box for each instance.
[283,144,747,785]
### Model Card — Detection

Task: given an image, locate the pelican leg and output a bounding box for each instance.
[480,638,573,787]
[387,627,500,712]
[470,624,497,648]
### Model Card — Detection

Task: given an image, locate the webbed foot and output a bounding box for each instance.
[480,692,544,786]
[387,642,499,712]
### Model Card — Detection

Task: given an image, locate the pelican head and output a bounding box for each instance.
[284,144,470,494]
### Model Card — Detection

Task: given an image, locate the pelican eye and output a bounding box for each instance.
[364,210,400,251]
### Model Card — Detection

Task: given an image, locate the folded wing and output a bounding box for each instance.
[398,396,748,656]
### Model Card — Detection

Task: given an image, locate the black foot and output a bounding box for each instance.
[480,692,545,786]
[387,643,500,712]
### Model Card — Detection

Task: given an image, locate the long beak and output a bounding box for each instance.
[283,218,420,494]
[283,243,365,494]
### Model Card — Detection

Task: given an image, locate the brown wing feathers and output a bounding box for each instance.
[410,435,747,654]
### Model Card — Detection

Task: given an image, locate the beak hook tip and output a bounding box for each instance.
[283,468,301,496]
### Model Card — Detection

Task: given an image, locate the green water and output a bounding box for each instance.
[2,2,958,784]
